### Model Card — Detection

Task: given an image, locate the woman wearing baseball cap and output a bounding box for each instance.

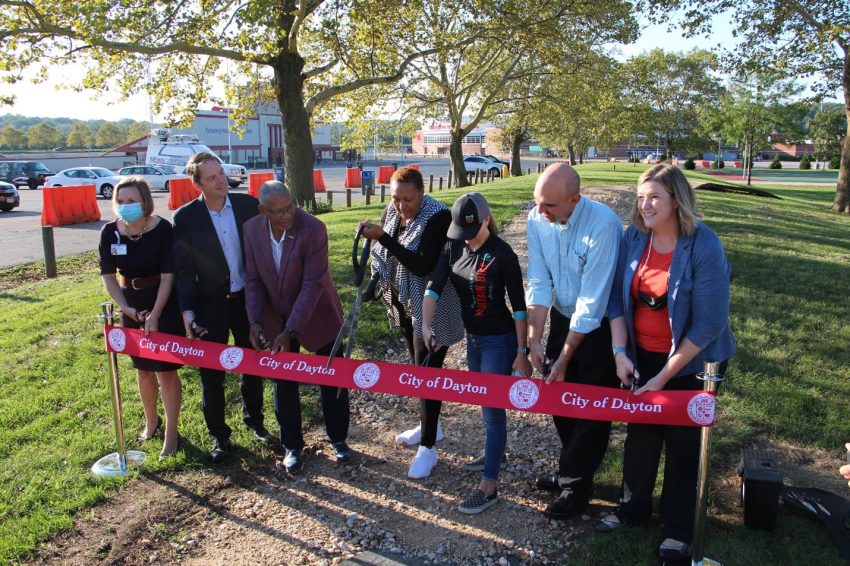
[422,192,532,514]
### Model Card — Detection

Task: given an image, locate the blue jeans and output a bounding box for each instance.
[466,331,515,481]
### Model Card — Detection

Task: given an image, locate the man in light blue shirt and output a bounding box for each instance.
[525,163,621,520]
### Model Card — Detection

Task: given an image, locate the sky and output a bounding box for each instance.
[0,14,832,123]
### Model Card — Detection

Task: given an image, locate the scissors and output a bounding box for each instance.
[326,225,372,368]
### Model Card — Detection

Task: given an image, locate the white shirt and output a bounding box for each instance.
[268,221,287,273]
[205,196,245,292]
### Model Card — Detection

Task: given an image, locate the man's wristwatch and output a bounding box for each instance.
[517,347,530,356]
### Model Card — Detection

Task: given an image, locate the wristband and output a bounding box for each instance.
[517,347,530,355]
[612,346,626,357]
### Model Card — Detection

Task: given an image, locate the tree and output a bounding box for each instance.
[0,124,25,149]
[65,123,92,149]
[26,122,63,149]
[95,123,126,148]
[809,106,846,165]
[623,49,721,158]
[397,0,637,187]
[700,73,803,185]
[665,0,850,211]
[127,121,151,142]
[0,0,454,205]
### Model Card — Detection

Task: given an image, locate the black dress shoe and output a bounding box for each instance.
[210,437,230,463]
[331,441,352,464]
[137,415,162,442]
[543,493,589,520]
[283,448,303,473]
[535,474,562,493]
[250,425,274,444]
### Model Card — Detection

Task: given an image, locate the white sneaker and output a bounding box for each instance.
[407,446,438,479]
[394,423,446,446]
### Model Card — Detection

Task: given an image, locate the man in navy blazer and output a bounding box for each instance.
[173,152,273,462]
[244,181,349,473]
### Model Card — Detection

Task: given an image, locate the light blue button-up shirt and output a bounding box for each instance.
[206,196,245,292]
[525,196,621,334]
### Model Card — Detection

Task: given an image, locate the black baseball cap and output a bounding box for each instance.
[447,192,491,240]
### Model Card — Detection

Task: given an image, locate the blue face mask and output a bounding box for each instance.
[116,202,144,223]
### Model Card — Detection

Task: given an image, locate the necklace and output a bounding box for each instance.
[122,217,148,242]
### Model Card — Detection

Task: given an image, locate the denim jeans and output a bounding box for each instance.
[466,331,515,481]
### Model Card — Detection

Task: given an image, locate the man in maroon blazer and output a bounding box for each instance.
[244,180,350,473]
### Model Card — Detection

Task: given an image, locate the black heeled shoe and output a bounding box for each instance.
[137,415,162,442]
[159,437,181,461]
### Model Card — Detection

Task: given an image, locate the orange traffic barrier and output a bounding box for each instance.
[248,172,275,198]
[168,178,201,210]
[378,165,394,184]
[734,161,741,168]
[344,168,362,188]
[407,164,420,171]
[701,160,711,168]
[41,185,101,226]
[313,170,326,192]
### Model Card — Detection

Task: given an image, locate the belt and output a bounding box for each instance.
[225,289,245,300]
[119,274,161,290]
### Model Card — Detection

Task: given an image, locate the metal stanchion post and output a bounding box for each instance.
[91,302,146,476]
[691,361,725,566]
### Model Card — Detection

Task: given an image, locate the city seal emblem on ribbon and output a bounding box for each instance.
[219,347,244,371]
[353,362,380,389]
[108,328,126,352]
[508,379,540,410]
[687,393,716,426]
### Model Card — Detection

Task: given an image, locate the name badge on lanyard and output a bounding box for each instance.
[111,230,127,255]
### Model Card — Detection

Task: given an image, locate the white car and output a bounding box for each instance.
[117,165,188,191]
[47,167,121,199]
[463,155,504,177]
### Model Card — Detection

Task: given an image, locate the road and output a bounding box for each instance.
[0,157,539,269]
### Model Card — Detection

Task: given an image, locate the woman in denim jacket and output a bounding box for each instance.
[596,164,736,562]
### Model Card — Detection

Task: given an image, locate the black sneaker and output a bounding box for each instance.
[210,437,230,463]
[458,489,498,514]
[463,453,507,472]
[331,441,352,464]
[250,425,274,444]
[543,493,588,520]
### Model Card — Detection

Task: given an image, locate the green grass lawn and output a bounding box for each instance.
[1,163,849,563]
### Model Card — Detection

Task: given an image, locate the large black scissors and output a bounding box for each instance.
[326,225,372,368]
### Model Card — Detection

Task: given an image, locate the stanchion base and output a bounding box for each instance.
[91,450,146,476]
[691,557,723,566]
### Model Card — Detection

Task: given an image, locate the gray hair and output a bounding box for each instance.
[258,180,291,203]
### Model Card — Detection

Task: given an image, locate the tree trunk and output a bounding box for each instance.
[831,43,850,213]
[567,145,576,166]
[510,133,523,176]
[273,53,315,206]
[747,136,754,186]
[450,129,469,188]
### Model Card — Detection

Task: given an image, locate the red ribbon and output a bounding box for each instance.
[104,326,716,427]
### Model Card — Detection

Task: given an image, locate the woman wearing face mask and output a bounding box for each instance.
[98,176,183,460]
[596,164,735,562]
[360,167,464,479]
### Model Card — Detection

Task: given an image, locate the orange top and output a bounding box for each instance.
[631,242,674,353]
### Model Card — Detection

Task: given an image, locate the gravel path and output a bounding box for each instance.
[28,187,638,566]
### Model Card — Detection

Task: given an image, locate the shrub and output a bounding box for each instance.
[829,154,841,169]
[684,158,696,170]
[799,155,811,170]
[713,159,725,169]
[769,155,782,169]
[308,200,334,215]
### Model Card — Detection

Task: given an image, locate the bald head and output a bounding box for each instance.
[533,163,581,223]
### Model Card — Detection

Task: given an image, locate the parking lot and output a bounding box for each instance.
[0,157,544,269]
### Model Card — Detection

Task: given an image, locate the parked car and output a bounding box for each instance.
[0,181,20,212]
[484,154,509,166]
[0,161,56,190]
[48,167,122,199]
[463,155,504,177]
[117,165,188,191]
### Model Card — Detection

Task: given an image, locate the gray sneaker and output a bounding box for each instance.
[458,489,498,514]
[463,452,507,472]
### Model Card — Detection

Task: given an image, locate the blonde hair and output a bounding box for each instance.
[487,215,500,236]
[631,164,699,236]
[113,176,154,217]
